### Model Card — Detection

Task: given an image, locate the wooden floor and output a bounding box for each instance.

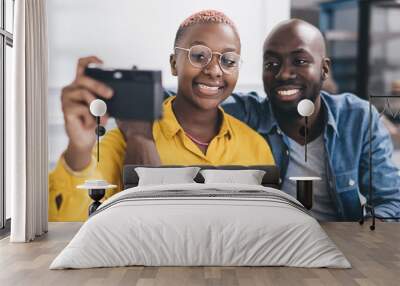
[0,222,399,286]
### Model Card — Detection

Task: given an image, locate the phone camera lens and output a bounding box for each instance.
[113,71,123,79]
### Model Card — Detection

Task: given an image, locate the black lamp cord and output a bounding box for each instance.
[305,116,308,162]
[97,116,100,162]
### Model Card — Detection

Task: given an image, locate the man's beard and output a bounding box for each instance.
[268,81,323,120]
[270,99,301,119]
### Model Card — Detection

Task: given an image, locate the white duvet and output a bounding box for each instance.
[50,183,351,269]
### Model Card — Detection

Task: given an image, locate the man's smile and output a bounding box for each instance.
[274,85,303,101]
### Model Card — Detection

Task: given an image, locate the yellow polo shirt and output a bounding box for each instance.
[49,96,274,221]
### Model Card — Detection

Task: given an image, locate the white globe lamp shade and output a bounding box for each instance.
[297,99,315,117]
[89,99,107,117]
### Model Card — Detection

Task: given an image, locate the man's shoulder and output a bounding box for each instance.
[221,91,270,128]
[322,91,369,113]
[224,91,266,106]
[322,92,377,137]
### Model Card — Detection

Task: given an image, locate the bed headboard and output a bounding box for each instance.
[123,165,280,189]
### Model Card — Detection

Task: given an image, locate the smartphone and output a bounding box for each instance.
[84,66,163,120]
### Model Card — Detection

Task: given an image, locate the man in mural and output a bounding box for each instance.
[223,19,400,221]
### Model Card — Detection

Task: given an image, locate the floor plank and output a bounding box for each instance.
[0,222,399,286]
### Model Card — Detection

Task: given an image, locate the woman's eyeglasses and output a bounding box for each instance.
[174,45,241,74]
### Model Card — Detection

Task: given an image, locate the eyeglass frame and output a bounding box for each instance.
[174,45,242,74]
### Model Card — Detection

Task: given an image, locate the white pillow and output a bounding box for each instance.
[200,169,266,185]
[135,167,201,186]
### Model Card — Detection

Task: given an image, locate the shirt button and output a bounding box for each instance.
[286,150,289,156]
[279,178,282,184]
[277,129,282,135]
[348,179,355,186]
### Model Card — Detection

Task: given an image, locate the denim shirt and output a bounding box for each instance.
[221,91,400,221]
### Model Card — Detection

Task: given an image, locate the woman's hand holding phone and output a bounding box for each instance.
[61,56,160,170]
[62,56,113,171]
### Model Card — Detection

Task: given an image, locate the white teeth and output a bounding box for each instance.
[277,89,299,96]
[198,84,219,91]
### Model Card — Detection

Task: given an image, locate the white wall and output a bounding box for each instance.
[47,0,290,167]
[48,0,290,88]
[291,0,330,8]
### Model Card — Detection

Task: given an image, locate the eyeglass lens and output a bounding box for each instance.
[188,45,240,73]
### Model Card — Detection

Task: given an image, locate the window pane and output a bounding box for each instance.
[0,0,3,29]
[5,44,12,219]
[6,0,14,33]
[0,38,3,227]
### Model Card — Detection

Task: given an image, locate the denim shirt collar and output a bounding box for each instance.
[320,91,339,137]
[258,91,339,137]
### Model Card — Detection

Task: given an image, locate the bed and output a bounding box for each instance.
[50,165,350,269]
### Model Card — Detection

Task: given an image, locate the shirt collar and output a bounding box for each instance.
[159,96,180,137]
[160,96,232,139]
[320,91,339,137]
[257,91,339,137]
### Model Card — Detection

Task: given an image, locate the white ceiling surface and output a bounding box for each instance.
[47,0,290,90]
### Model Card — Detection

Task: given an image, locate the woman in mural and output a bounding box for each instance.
[49,10,275,221]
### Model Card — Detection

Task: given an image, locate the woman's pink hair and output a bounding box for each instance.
[174,10,240,47]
